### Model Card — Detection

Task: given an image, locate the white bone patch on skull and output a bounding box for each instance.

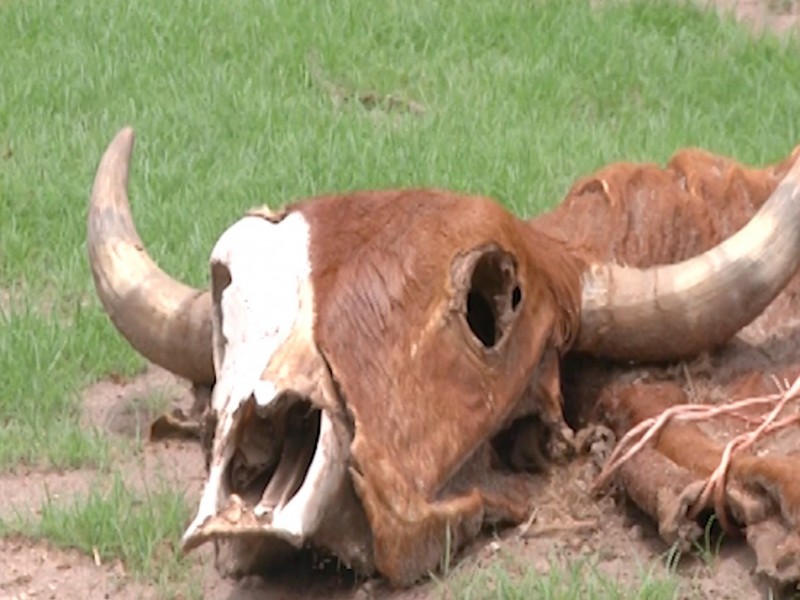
[181,212,351,562]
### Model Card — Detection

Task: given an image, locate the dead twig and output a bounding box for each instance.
[682,362,697,401]
[516,507,540,537]
[519,518,598,539]
[517,504,597,539]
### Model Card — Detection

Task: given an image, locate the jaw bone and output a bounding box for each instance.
[182,398,346,550]
[181,212,368,572]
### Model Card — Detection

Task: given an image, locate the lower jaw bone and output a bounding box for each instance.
[182,401,350,562]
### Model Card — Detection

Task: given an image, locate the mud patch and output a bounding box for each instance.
[0,536,155,600]
[89,362,784,598]
[0,468,96,523]
[81,365,195,438]
[443,459,771,600]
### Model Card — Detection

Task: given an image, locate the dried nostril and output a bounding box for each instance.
[228,405,283,496]
[257,413,320,519]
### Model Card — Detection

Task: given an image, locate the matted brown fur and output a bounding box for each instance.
[535,146,800,266]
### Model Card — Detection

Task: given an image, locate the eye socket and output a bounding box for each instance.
[512,285,522,311]
[466,290,496,347]
[459,247,520,349]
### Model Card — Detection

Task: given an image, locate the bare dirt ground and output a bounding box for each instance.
[0,365,778,600]
[2,3,800,600]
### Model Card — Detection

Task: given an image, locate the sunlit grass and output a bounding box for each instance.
[0,0,798,472]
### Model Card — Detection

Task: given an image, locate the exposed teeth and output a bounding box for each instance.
[270,410,345,537]
[256,408,319,517]
[181,408,346,552]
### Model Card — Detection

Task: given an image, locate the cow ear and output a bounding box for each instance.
[450,244,522,352]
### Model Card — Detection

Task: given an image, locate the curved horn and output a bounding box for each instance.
[88,128,215,384]
[576,155,800,362]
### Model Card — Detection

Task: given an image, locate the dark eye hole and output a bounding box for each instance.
[462,248,519,349]
[512,285,522,310]
[467,290,496,347]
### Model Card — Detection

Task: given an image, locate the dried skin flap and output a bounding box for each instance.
[301,190,580,584]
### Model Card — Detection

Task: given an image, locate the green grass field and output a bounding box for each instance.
[1,0,799,596]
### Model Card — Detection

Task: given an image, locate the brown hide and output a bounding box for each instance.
[538,144,800,585]
[535,145,800,267]
[292,189,580,584]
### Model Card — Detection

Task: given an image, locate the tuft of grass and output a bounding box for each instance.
[440,554,683,600]
[0,303,141,468]
[0,473,193,590]
[1,1,798,473]
[691,514,726,567]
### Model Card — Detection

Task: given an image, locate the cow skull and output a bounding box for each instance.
[174,189,584,582]
[87,128,800,585]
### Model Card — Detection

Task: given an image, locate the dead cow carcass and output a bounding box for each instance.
[87,128,800,587]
